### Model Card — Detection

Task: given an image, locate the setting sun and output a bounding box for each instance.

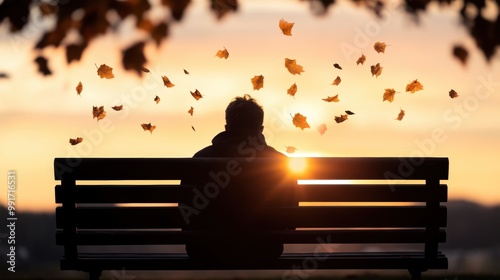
[288,157,308,173]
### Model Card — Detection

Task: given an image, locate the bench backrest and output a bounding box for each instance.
[54,157,448,260]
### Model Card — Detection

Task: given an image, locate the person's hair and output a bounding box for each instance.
[225,94,264,132]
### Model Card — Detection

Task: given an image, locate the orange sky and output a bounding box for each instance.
[0,0,499,211]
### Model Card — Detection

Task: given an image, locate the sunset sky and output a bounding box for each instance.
[0,0,499,211]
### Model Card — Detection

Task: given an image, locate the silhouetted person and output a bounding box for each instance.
[181,94,296,263]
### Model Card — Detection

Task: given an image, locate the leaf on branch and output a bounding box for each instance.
[292,113,310,130]
[374,42,387,53]
[370,63,383,77]
[453,45,468,65]
[92,106,106,121]
[285,58,304,75]
[216,47,229,59]
[66,42,87,64]
[396,109,405,121]
[287,83,297,97]
[332,76,341,86]
[141,123,156,133]
[279,18,295,36]
[190,89,203,100]
[405,79,423,93]
[322,95,339,102]
[251,75,264,90]
[122,41,147,76]
[69,137,83,146]
[162,76,175,87]
[97,64,114,79]
[356,54,366,65]
[383,88,396,102]
[76,81,83,95]
[35,56,52,76]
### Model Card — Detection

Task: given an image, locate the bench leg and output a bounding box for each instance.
[88,270,102,280]
[408,268,422,280]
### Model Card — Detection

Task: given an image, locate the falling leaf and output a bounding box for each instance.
[162,76,175,87]
[449,89,459,98]
[332,76,341,86]
[396,109,405,121]
[279,18,294,36]
[188,106,194,116]
[141,123,156,134]
[373,42,387,53]
[383,88,396,102]
[333,63,342,70]
[76,81,83,95]
[285,58,304,75]
[35,56,52,76]
[285,146,297,154]
[96,64,114,79]
[191,89,203,100]
[453,45,468,65]
[322,95,339,102]
[251,75,264,90]
[191,126,196,132]
[406,79,424,93]
[92,106,106,121]
[334,114,348,123]
[345,110,355,115]
[287,83,297,97]
[216,47,229,59]
[69,137,83,146]
[292,113,310,130]
[370,63,383,77]
[154,95,160,104]
[112,105,123,111]
[184,69,190,75]
[317,123,327,135]
[141,66,150,73]
[356,54,366,65]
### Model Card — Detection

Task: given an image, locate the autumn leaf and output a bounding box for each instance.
[383,88,396,102]
[292,113,310,130]
[251,75,264,90]
[76,81,83,95]
[373,42,387,53]
[356,54,366,65]
[184,69,190,75]
[112,105,123,111]
[317,123,327,135]
[287,83,297,97]
[191,126,196,132]
[453,45,468,65]
[141,123,156,134]
[345,110,355,115]
[395,109,405,121]
[322,95,339,102]
[35,56,52,76]
[332,76,341,86]
[69,137,83,145]
[333,63,342,70]
[92,106,106,121]
[285,146,297,154]
[285,58,304,75]
[162,76,175,87]
[449,89,459,98]
[154,95,160,104]
[406,79,424,93]
[141,66,150,73]
[216,47,229,59]
[191,89,203,100]
[335,114,348,123]
[188,106,194,116]
[279,18,294,36]
[96,64,114,79]
[122,41,147,76]
[370,63,383,77]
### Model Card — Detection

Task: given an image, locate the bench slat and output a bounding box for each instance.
[54,157,449,180]
[56,206,446,229]
[55,184,447,203]
[56,229,446,245]
[60,252,448,271]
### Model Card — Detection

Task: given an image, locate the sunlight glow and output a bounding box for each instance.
[288,157,308,173]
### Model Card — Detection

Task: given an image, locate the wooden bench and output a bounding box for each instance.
[54,157,449,280]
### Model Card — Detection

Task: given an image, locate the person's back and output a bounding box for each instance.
[181,95,297,262]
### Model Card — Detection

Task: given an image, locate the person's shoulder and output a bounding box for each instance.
[193,145,217,157]
[262,146,287,157]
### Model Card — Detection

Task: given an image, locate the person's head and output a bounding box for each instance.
[225,94,264,133]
